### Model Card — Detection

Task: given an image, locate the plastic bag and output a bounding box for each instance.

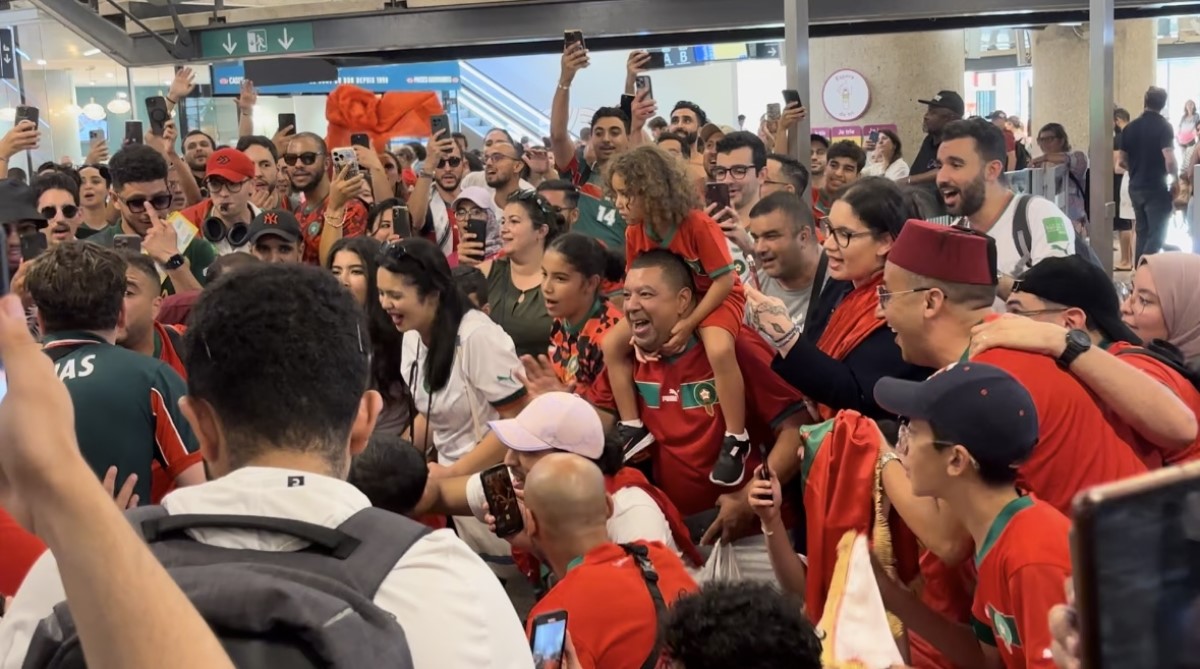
[698,540,742,583]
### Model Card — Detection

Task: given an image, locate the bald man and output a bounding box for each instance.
[523,454,697,669]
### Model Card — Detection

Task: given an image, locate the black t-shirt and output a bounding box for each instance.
[909,133,947,217]
[1119,111,1174,192]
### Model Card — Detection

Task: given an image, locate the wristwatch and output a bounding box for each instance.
[1056,328,1092,369]
[163,253,186,271]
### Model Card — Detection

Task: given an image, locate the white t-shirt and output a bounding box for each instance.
[982,193,1076,278]
[401,309,525,464]
[0,467,533,669]
[861,158,911,181]
[465,473,680,555]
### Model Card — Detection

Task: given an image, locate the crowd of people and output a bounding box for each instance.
[0,43,1196,669]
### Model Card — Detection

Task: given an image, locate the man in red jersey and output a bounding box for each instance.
[874,362,1071,669]
[585,250,807,576]
[977,254,1200,468]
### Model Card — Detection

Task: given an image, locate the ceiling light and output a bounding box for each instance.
[82,48,101,57]
[117,91,127,99]
[64,103,81,116]
[106,98,131,115]
[35,59,46,66]
[105,72,114,79]
[82,99,106,121]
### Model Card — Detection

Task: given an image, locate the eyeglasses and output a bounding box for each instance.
[1006,306,1066,318]
[204,178,245,194]
[436,156,463,169]
[897,419,960,457]
[711,164,757,181]
[455,206,488,220]
[40,204,79,219]
[119,193,173,213]
[282,152,322,166]
[821,220,875,249]
[877,285,933,309]
[484,153,517,165]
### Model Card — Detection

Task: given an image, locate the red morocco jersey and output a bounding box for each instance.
[587,329,805,516]
[972,348,1147,514]
[971,496,1071,668]
[1108,341,1200,467]
[625,209,743,300]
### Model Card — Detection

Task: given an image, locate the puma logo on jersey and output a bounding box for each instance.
[55,355,96,381]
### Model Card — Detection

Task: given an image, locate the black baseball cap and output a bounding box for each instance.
[874,362,1039,471]
[0,179,47,229]
[247,209,302,244]
[918,91,966,117]
[1013,255,1140,346]
[985,110,1008,121]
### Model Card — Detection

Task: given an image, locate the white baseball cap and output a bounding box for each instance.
[487,392,604,459]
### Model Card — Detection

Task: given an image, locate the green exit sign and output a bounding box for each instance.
[201,22,314,59]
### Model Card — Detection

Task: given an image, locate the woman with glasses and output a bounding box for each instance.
[746,177,931,419]
[33,172,83,246]
[860,129,910,182]
[1031,123,1090,234]
[1122,252,1200,371]
[377,237,529,569]
[326,236,414,437]
[459,190,562,358]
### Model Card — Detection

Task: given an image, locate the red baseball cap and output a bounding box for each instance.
[205,148,255,183]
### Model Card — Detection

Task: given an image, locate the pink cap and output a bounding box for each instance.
[487,392,604,459]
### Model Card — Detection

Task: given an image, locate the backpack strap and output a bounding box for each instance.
[1010,194,1034,274]
[619,543,667,669]
[335,507,432,597]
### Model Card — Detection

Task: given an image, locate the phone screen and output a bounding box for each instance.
[530,611,568,666]
[278,113,297,136]
[125,121,144,145]
[20,233,47,262]
[705,182,730,211]
[1075,468,1200,667]
[480,464,523,538]
[869,130,880,143]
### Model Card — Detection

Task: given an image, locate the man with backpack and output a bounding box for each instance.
[935,118,1092,303]
[0,264,534,668]
[980,254,1200,468]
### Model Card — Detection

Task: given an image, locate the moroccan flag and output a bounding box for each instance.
[818,531,905,668]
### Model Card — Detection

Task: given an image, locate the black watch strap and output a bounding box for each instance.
[163,253,185,270]
[1056,329,1091,369]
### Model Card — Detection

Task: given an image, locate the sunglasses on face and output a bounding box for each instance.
[40,204,79,219]
[282,152,322,166]
[121,193,173,213]
[437,156,463,169]
[205,178,246,194]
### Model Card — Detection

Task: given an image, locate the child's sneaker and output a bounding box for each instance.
[710,435,750,486]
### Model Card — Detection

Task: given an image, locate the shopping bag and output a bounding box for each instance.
[697,540,742,583]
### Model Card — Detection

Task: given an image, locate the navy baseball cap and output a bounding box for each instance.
[874,362,1039,470]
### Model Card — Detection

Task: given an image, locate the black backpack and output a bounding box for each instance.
[1014,141,1032,171]
[1011,194,1104,273]
[23,506,429,668]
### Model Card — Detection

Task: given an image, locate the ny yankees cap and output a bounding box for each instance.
[247,208,302,244]
[488,392,605,459]
[874,362,1039,470]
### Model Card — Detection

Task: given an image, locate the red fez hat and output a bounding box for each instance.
[888,220,998,286]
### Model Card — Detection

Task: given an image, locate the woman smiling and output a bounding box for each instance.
[747,177,930,419]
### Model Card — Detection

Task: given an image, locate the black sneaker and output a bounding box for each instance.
[618,423,655,462]
[710,435,749,487]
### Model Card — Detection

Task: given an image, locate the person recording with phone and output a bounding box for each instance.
[177,148,259,256]
[282,132,369,266]
[365,198,407,243]
[519,453,698,669]
[861,129,910,181]
[408,128,467,257]
[0,117,39,186]
[86,144,217,295]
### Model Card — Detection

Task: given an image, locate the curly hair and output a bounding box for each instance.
[605,144,697,233]
[663,581,822,669]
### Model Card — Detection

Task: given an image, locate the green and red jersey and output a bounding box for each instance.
[586,329,805,515]
[564,155,628,256]
[549,299,622,400]
[971,496,1071,668]
[289,196,369,265]
[43,331,201,504]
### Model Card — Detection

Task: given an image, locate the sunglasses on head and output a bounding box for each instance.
[121,193,173,213]
[436,156,463,169]
[510,190,558,220]
[282,152,322,167]
[40,204,79,219]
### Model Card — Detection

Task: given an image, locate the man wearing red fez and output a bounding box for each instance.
[870,219,1147,667]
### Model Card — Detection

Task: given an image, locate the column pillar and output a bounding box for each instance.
[1113,19,1157,114]
[807,30,965,159]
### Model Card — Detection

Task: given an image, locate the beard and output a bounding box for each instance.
[955,174,988,217]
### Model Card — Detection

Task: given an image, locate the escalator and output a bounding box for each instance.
[455,60,572,146]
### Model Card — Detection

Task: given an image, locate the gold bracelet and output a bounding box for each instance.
[324,211,345,229]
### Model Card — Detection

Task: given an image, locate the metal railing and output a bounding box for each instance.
[925,165,1069,227]
[457,60,552,140]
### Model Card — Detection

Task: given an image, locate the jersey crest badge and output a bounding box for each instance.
[987,604,1022,652]
[694,380,718,417]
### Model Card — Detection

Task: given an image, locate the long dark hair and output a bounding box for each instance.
[546,233,623,303]
[376,237,469,393]
[506,190,564,247]
[326,237,411,413]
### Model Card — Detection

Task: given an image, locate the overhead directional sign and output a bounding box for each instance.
[200,22,314,59]
[747,41,781,59]
[0,30,16,81]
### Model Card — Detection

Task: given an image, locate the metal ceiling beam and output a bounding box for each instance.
[31,0,1200,67]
